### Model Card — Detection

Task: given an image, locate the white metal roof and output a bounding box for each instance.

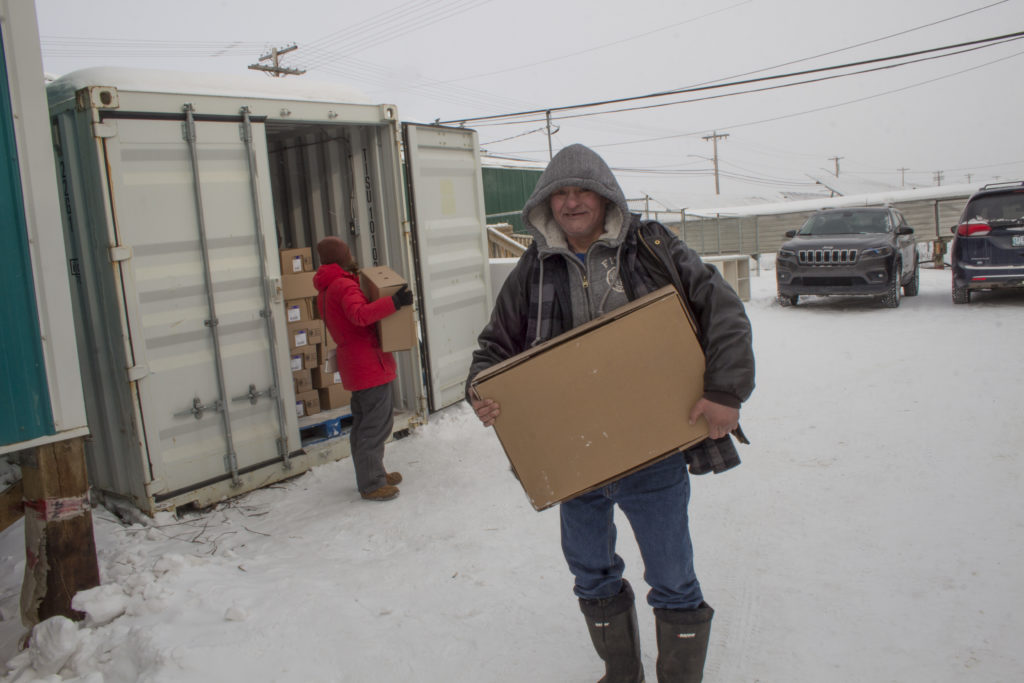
[46,66,372,106]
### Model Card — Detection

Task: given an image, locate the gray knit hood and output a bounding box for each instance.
[521,144,632,253]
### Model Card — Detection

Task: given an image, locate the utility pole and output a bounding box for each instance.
[897,167,909,188]
[545,110,554,161]
[965,173,973,183]
[934,170,944,186]
[702,130,729,195]
[829,156,843,177]
[248,44,306,77]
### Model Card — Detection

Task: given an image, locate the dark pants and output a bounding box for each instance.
[349,383,394,494]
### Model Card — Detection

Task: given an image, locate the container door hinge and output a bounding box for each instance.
[268,277,283,303]
[126,365,148,382]
[92,122,117,139]
[109,245,132,262]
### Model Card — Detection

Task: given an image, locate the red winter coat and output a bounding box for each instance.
[313,264,397,391]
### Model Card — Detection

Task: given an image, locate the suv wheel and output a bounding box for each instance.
[952,282,971,304]
[903,256,920,297]
[778,293,798,307]
[881,261,902,308]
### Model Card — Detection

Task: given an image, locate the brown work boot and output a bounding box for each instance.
[386,471,403,485]
[361,484,399,501]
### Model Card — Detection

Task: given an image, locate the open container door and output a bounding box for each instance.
[98,109,297,504]
[402,124,492,412]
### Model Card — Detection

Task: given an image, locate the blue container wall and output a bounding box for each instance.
[0,33,54,446]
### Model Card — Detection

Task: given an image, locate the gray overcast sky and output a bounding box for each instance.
[32,0,1024,207]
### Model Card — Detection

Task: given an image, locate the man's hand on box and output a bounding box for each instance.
[471,397,501,428]
[688,398,739,440]
[391,284,414,310]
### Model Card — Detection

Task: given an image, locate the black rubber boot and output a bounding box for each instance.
[579,579,645,683]
[653,602,713,682]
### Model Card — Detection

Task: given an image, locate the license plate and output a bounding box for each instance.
[1014,235,1024,247]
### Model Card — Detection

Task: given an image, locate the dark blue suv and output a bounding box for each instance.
[950,181,1024,304]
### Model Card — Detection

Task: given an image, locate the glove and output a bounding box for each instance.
[391,284,413,310]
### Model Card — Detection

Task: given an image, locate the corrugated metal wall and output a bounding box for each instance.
[672,196,970,256]
[1,32,53,446]
[483,167,542,233]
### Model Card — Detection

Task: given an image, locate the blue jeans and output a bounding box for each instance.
[559,453,703,610]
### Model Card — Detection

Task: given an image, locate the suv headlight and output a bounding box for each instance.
[861,245,892,257]
[778,248,795,258]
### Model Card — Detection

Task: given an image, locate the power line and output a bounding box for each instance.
[506,44,1024,155]
[301,0,496,70]
[438,29,1024,125]
[427,0,755,85]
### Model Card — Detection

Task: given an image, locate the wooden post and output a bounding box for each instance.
[0,479,24,532]
[19,436,100,626]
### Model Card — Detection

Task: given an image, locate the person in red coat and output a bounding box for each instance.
[313,237,413,501]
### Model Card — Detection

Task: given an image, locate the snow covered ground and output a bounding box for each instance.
[2,262,1022,682]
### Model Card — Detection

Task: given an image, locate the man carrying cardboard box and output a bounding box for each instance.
[466,144,755,683]
[313,237,414,502]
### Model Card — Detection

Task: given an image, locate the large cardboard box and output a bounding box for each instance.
[280,247,313,274]
[470,286,709,511]
[360,266,416,352]
[293,369,312,394]
[281,271,317,300]
[318,384,352,410]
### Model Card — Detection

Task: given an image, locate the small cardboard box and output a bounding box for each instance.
[295,390,320,418]
[318,384,352,410]
[360,266,416,352]
[290,346,317,372]
[282,271,317,300]
[280,247,313,274]
[285,298,314,323]
[293,369,312,394]
[471,286,709,511]
[312,366,343,389]
[287,320,324,350]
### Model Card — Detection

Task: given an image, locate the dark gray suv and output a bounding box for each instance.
[776,207,919,307]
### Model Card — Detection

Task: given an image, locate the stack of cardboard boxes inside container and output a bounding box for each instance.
[279,248,352,420]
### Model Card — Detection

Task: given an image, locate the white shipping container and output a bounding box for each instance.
[47,68,491,514]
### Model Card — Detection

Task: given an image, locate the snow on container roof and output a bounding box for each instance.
[686,183,981,218]
[46,67,372,106]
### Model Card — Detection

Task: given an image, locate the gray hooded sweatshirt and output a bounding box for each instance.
[521,144,632,327]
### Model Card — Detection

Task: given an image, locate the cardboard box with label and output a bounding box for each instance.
[287,320,324,350]
[295,390,320,418]
[285,298,314,323]
[470,286,709,511]
[280,247,313,274]
[360,266,416,352]
[312,366,343,389]
[290,346,317,372]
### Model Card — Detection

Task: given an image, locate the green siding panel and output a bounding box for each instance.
[1,34,54,446]
[482,167,542,234]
